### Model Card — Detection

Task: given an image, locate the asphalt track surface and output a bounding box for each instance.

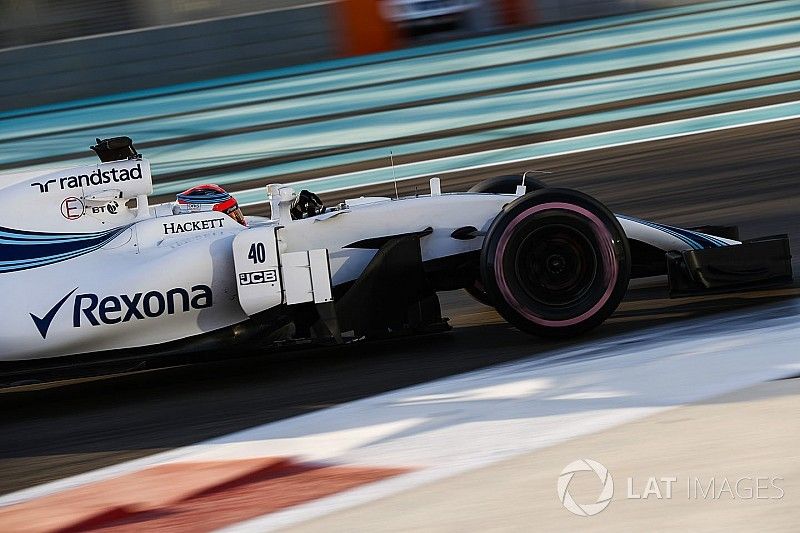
[1,120,799,497]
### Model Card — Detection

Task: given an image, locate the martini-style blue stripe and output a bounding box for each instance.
[0,225,129,273]
[0,226,115,240]
[664,225,729,247]
[618,214,729,249]
[618,214,698,249]
[0,244,107,272]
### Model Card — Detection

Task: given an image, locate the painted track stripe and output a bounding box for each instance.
[3,8,799,168]
[2,5,798,203]
[6,34,800,170]
[7,72,795,193]
[0,0,771,122]
[3,3,796,144]
[0,458,407,532]
[145,75,800,197]
[7,45,800,170]
[234,100,800,206]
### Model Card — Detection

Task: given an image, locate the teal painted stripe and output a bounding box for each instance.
[0,0,765,121]
[4,20,800,166]
[2,0,795,141]
[3,4,798,147]
[8,69,800,191]
[3,0,799,206]
[149,78,800,197]
[233,101,800,206]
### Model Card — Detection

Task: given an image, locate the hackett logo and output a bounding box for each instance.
[164,218,224,235]
[31,163,143,193]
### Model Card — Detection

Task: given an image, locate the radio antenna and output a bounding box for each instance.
[523,170,552,181]
[523,170,552,186]
[390,151,399,200]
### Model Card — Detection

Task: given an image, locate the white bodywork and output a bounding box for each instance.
[0,157,735,362]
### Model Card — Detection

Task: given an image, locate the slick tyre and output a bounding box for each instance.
[480,188,630,338]
[465,174,547,306]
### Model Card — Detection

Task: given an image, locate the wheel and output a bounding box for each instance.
[468,174,547,195]
[465,175,548,306]
[480,188,630,338]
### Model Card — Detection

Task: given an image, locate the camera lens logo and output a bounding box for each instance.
[557,459,613,516]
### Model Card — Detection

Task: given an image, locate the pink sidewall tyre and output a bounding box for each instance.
[480,188,631,338]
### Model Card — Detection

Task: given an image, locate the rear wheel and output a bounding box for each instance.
[480,188,630,338]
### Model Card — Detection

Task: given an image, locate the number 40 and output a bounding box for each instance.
[248,242,266,264]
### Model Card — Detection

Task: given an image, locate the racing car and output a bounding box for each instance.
[0,137,793,366]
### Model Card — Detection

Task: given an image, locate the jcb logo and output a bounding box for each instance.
[239,270,278,286]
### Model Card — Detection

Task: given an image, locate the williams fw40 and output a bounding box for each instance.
[0,138,793,369]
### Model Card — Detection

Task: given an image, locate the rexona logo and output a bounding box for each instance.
[163,218,224,235]
[74,285,213,327]
[30,285,213,339]
[31,163,143,194]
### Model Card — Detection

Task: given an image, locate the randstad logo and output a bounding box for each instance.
[31,163,143,194]
[557,459,614,517]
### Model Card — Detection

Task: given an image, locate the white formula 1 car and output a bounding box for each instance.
[0,138,793,370]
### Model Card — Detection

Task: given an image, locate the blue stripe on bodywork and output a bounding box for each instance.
[0,226,130,273]
[617,215,729,250]
[659,224,728,248]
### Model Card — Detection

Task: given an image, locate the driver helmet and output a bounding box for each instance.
[176,184,246,226]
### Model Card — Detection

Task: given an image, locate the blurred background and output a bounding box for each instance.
[1,0,708,109]
[2,1,800,531]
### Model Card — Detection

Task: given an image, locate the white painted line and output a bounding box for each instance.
[237,101,800,206]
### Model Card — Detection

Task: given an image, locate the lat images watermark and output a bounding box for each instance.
[557,459,614,517]
[557,460,785,517]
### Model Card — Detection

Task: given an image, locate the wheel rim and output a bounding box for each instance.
[514,224,598,308]
[492,203,619,327]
